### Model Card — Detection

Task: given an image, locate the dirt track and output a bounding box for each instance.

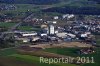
[29,42,92,49]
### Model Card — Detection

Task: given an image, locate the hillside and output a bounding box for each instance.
[88,0,100,3]
[0,0,100,15]
[0,0,60,4]
[42,0,100,15]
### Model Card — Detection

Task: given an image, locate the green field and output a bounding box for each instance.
[17,26,34,31]
[95,35,100,45]
[10,54,77,66]
[0,48,77,66]
[1,0,100,15]
[44,35,100,66]
[17,25,41,31]
[0,22,17,28]
[0,47,100,66]
[0,4,40,14]
[44,47,100,66]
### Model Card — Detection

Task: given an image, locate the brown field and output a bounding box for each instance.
[16,42,92,59]
[0,57,36,66]
[29,42,92,49]
[14,42,92,58]
[16,42,92,58]
[0,42,93,66]
[17,49,69,58]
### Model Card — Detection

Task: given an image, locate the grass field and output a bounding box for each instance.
[0,47,100,66]
[44,47,100,66]
[95,35,100,45]
[0,48,77,66]
[17,25,41,31]
[1,0,100,15]
[0,4,40,14]
[17,26,34,31]
[0,22,17,28]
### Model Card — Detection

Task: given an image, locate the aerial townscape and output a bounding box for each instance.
[0,0,100,66]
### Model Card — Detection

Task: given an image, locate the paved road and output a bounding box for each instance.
[24,14,35,22]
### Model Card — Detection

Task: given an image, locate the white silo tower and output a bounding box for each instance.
[49,24,55,35]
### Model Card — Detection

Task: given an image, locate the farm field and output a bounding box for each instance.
[0,48,77,66]
[95,35,100,45]
[44,47,100,66]
[17,25,41,31]
[0,46,100,66]
[0,41,100,66]
[17,26,34,31]
[0,22,17,28]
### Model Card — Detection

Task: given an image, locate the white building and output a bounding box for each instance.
[62,14,69,19]
[49,25,55,35]
[16,38,30,43]
[40,33,47,36]
[31,37,40,41]
[67,14,74,19]
[67,33,76,38]
[54,16,59,19]
[81,34,88,37]
[56,32,76,38]
[56,32,68,38]
[62,14,75,19]
[53,21,57,24]
[18,31,37,37]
